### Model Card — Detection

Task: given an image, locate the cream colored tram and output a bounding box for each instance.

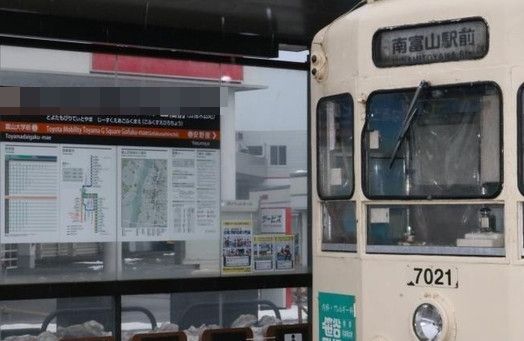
[311,0,524,340]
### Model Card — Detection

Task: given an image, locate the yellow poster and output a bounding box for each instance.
[222,220,252,273]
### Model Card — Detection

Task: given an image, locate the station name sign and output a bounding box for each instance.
[373,18,488,67]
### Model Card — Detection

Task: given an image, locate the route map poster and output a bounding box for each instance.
[0,115,220,243]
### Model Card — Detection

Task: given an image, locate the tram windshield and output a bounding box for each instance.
[364,83,501,199]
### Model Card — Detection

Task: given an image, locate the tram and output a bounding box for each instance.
[310,0,524,340]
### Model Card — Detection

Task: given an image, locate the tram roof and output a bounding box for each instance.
[310,0,524,84]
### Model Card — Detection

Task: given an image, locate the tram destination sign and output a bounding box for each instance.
[373,18,488,67]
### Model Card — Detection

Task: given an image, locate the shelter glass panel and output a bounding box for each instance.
[0,296,115,340]
[0,45,309,282]
[122,288,309,340]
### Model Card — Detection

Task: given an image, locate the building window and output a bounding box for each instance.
[247,145,264,156]
[270,145,287,165]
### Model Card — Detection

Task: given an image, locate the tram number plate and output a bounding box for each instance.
[407,265,458,288]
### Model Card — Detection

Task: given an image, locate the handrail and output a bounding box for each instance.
[40,306,157,333]
[179,299,282,327]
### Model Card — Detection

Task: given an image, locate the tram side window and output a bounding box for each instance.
[363,83,502,199]
[317,94,354,199]
[322,201,357,252]
[366,204,505,256]
[317,94,355,252]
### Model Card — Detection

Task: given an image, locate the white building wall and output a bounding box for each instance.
[0,46,91,74]
[235,66,307,132]
[238,130,307,181]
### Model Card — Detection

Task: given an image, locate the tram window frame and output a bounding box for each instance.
[362,81,503,200]
[517,84,524,195]
[316,93,355,200]
[365,203,505,257]
[517,85,524,255]
[321,201,357,252]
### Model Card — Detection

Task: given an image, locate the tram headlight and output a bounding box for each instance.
[413,303,443,341]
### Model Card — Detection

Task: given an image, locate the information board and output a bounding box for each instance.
[0,115,220,243]
[318,292,356,341]
[373,18,488,67]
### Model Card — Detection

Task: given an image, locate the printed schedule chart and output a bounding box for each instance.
[0,115,221,244]
[3,145,59,240]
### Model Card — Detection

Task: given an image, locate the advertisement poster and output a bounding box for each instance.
[253,235,274,272]
[318,292,356,341]
[275,235,294,271]
[222,220,252,273]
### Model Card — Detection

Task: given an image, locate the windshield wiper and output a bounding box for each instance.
[388,80,430,169]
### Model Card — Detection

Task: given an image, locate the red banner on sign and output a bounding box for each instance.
[91,53,243,82]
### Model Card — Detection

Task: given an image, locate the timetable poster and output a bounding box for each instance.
[0,115,220,243]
